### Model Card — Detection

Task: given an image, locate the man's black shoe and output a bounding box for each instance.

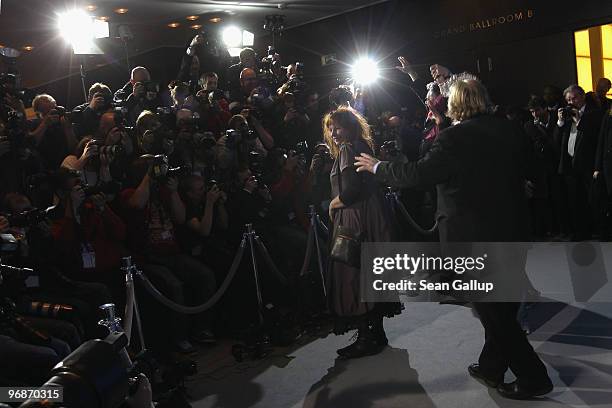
[497,381,553,399]
[468,363,502,387]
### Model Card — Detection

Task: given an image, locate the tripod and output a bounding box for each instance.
[232,223,291,361]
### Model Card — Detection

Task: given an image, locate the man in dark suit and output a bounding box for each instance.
[556,85,604,240]
[525,96,563,237]
[355,79,553,399]
[594,108,612,239]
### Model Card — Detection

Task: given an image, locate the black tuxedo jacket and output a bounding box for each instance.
[595,110,612,194]
[557,107,604,175]
[376,114,531,242]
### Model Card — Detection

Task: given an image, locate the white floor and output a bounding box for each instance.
[187,302,612,408]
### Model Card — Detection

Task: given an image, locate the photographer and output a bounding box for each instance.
[231,67,258,106]
[133,110,178,177]
[61,110,133,185]
[48,167,127,300]
[116,69,165,127]
[71,83,114,139]
[27,94,77,170]
[0,72,27,119]
[556,84,604,240]
[169,81,198,111]
[197,89,231,137]
[217,114,273,172]
[2,189,112,340]
[120,159,217,351]
[0,114,43,198]
[525,96,561,238]
[179,175,230,284]
[173,109,218,177]
[227,48,257,102]
[199,72,219,92]
[226,165,272,241]
[182,34,228,92]
[308,143,334,214]
[114,66,151,105]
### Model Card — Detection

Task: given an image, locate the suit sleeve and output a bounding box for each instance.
[338,144,361,205]
[375,132,454,188]
[595,114,610,172]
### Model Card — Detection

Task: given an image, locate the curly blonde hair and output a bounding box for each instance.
[322,107,374,158]
[447,79,492,122]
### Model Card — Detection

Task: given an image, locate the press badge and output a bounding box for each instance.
[81,243,96,269]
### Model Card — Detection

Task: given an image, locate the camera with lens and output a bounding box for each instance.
[3,206,60,229]
[49,105,70,123]
[90,138,125,162]
[560,105,576,121]
[192,131,217,150]
[156,106,177,131]
[0,73,25,105]
[208,90,226,104]
[18,332,136,408]
[177,112,201,133]
[294,140,309,156]
[112,106,129,128]
[225,129,242,150]
[1,110,27,151]
[82,181,121,198]
[141,154,190,181]
[141,81,159,95]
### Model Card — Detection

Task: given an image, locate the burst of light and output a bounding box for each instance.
[186,15,200,21]
[58,9,108,54]
[209,17,222,23]
[86,5,97,12]
[190,24,203,30]
[167,22,181,28]
[114,8,128,14]
[22,45,34,51]
[222,26,242,48]
[242,30,254,47]
[351,57,379,85]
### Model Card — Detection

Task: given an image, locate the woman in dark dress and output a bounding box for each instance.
[324,107,402,359]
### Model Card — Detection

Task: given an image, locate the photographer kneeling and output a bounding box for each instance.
[48,167,127,301]
[120,156,217,352]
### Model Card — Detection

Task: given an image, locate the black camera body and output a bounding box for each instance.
[561,105,577,121]
[225,129,242,150]
[141,154,190,181]
[91,138,125,162]
[141,80,160,95]
[192,131,217,150]
[1,110,27,150]
[3,206,59,228]
[82,181,121,198]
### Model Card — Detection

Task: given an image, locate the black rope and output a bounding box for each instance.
[389,192,438,235]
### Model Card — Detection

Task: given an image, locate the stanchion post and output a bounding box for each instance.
[246,224,265,326]
[309,205,327,298]
[121,256,146,352]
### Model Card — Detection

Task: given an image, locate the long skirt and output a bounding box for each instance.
[328,193,403,334]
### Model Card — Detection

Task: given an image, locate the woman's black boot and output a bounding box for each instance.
[336,320,384,359]
[370,315,388,347]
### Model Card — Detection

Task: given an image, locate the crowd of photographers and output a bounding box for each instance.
[0,34,348,392]
[1,31,612,400]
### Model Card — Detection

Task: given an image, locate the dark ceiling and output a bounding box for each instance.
[0,0,389,87]
[0,0,388,51]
